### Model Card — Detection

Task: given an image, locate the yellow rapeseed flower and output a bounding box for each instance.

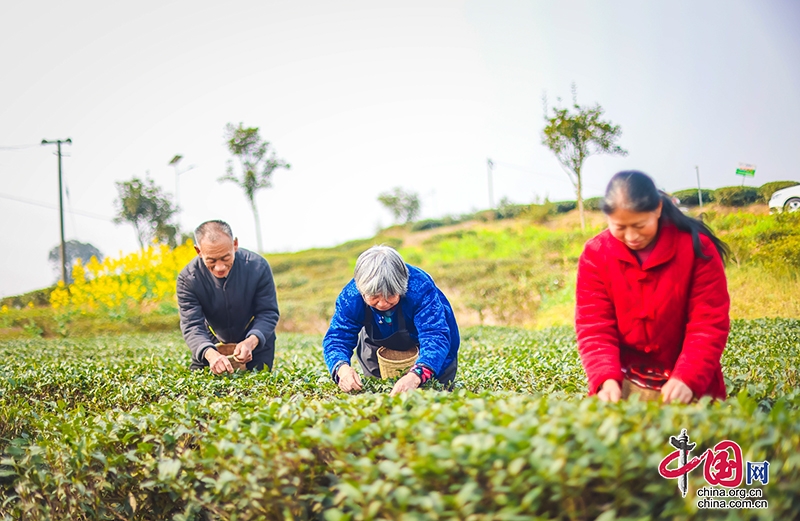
[49,241,198,312]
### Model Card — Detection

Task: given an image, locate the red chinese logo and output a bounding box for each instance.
[659,432,744,489]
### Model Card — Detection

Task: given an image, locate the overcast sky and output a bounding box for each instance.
[1,0,799,297]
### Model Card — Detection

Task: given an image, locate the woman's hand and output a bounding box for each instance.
[337,364,363,393]
[661,378,694,404]
[597,379,622,402]
[390,372,421,397]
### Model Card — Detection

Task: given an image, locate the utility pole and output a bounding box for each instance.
[695,165,703,208]
[168,154,196,234]
[487,158,494,209]
[42,138,72,287]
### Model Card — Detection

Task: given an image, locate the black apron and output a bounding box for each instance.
[355,301,458,384]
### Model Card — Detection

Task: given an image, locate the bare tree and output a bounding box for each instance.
[219,123,290,252]
[542,85,628,230]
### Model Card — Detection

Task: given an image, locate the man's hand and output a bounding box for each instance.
[205,348,234,375]
[597,379,622,403]
[661,377,694,404]
[337,364,363,393]
[233,335,258,364]
[390,372,421,397]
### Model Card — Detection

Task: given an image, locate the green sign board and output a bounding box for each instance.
[736,163,756,177]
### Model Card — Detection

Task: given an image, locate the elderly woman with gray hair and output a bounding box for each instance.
[323,245,460,396]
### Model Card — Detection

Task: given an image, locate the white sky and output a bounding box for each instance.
[1,0,799,297]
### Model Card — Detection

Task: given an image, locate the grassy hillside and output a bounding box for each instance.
[268,204,800,334]
[1,204,798,339]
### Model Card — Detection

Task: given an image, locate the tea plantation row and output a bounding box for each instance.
[1,319,799,520]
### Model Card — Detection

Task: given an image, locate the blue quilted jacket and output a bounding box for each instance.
[323,265,459,376]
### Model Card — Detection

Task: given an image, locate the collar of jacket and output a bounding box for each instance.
[604,221,679,270]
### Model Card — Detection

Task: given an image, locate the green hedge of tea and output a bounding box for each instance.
[671,189,716,207]
[713,187,760,207]
[1,320,798,519]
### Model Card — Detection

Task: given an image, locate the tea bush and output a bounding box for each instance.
[713,186,760,207]
[671,189,715,207]
[410,217,462,232]
[582,196,602,211]
[548,200,577,214]
[1,319,798,519]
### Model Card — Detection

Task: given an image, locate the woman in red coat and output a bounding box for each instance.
[576,171,730,403]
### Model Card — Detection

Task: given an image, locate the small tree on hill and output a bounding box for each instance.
[219,122,290,252]
[542,84,628,230]
[47,240,103,284]
[378,187,421,224]
[114,177,179,248]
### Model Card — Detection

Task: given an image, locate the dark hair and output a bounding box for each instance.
[194,220,234,245]
[602,171,729,263]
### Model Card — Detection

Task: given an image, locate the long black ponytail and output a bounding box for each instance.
[601,171,730,264]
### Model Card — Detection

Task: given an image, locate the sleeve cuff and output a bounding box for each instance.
[246,329,266,349]
[197,344,217,365]
[331,360,348,383]
[669,369,704,398]
[409,363,435,385]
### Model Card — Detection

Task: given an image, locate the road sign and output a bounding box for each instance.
[736,163,756,177]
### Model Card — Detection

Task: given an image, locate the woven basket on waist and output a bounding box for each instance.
[376,346,419,379]
[215,343,247,371]
[621,378,662,402]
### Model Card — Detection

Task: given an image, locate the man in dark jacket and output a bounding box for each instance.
[177,220,279,374]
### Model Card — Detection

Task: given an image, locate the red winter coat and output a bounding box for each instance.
[575,222,730,400]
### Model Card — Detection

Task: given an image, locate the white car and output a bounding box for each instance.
[769,185,800,213]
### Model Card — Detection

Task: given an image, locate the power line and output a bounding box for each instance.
[0,192,114,222]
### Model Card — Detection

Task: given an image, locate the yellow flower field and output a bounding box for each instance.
[50,241,196,310]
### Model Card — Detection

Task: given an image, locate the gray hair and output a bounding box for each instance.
[354,245,409,297]
[194,220,234,245]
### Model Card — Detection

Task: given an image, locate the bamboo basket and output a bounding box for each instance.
[215,343,247,371]
[621,378,662,401]
[377,346,419,379]
[621,365,669,402]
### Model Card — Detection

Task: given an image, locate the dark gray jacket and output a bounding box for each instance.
[177,248,279,366]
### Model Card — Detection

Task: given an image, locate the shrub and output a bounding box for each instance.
[0,287,54,309]
[495,199,529,220]
[548,200,577,214]
[520,203,553,224]
[411,217,459,232]
[759,181,800,203]
[671,188,715,207]
[583,196,602,211]
[474,209,498,222]
[714,186,759,207]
